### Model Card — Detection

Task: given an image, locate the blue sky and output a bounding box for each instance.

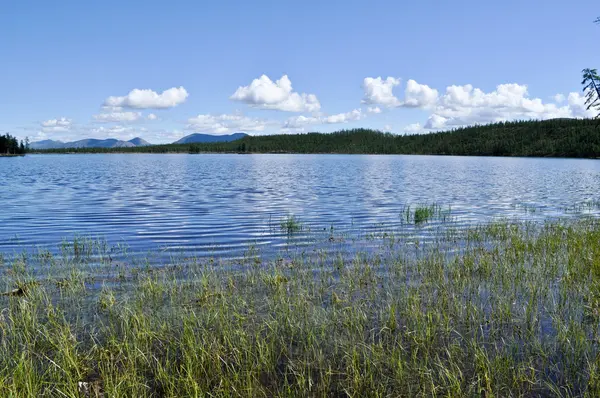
[1,0,599,143]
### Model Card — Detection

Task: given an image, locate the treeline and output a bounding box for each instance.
[36,118,600,158]
[0,133,27,155]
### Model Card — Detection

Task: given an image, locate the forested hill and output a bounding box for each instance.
[36,118,600,158]
[0,133,27,155]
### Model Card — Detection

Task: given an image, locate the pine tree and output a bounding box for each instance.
[582,69,600,118]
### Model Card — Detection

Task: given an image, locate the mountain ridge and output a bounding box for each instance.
[30,137,145,150]
[30,133,248,149]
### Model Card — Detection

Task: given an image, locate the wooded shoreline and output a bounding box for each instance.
[32,119,600,158]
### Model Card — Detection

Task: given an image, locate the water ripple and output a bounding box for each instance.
[1,154,600,259]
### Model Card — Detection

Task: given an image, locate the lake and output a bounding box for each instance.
[2,154,600,259]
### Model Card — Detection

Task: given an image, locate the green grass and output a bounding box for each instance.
[2,218,600,396]
[280,214,303,234]
[402,202,452,224]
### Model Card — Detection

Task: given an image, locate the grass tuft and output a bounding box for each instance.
[280,214,303,234]
[402,202,452,224]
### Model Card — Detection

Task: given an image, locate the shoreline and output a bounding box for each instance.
[28,150,600,160]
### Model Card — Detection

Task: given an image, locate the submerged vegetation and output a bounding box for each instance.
[3,218,600,396]
[35,118,600,158]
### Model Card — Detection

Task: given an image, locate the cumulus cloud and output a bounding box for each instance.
[402,123,424,134]
[41,117,71,128]
[279,127,307,134]
[424,114,449,129]
[41,117,72,132]
[423,83,592,129]
[187,113,269,134]
[383,124,392,132]
[402,80,439,108]
[147,113,158,121]
[283,115,321,129]
[283,109,364,128]
[104,87,188,109]
[566,92,598,118]
[362,77,439,109]
[89,125,144,136]
[362,77,401,107]
[230,75,321,112]
[361,80,600,131]
[323,109,363,124]
[93,112,142,123]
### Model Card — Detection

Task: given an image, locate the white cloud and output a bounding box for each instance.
[41,117,72,132]
[424,114,448,129]
[362,77,401,107]
[383,124,392,132]
[402,80,439,108]
[41,117,71,128]
[104,87,188,109]
[230,75,321,112]
[400,81,598,130]
[362,78,438,109]
[150,129,186,142]
[323,109,363,124]
[554,94,566,103]
[147,113,158,121]
[566,92,598,118]
[102,106,123,112]
[283,109,364,128]
[187,113,268,134]
[93,112,142,123]
[402,123,424,134]
[279,127,307,134]
[89,125,142,136]
[283,115,321,129]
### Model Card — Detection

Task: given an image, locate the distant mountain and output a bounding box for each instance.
[29,140,65,150]
[32,133,244,150]
[31,137,153,150]
[128,137,151,146]
[173,132,247,144]
[67,139,134,148]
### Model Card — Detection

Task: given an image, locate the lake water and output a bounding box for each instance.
[2,154,600,259]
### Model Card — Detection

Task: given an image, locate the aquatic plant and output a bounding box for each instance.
[280,214,302,234]
[1,219,600,395]
[402,202,452,224]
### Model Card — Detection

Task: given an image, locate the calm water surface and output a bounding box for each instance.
[1,154,600,259]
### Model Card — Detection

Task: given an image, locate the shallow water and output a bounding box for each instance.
[2,154,600,259]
